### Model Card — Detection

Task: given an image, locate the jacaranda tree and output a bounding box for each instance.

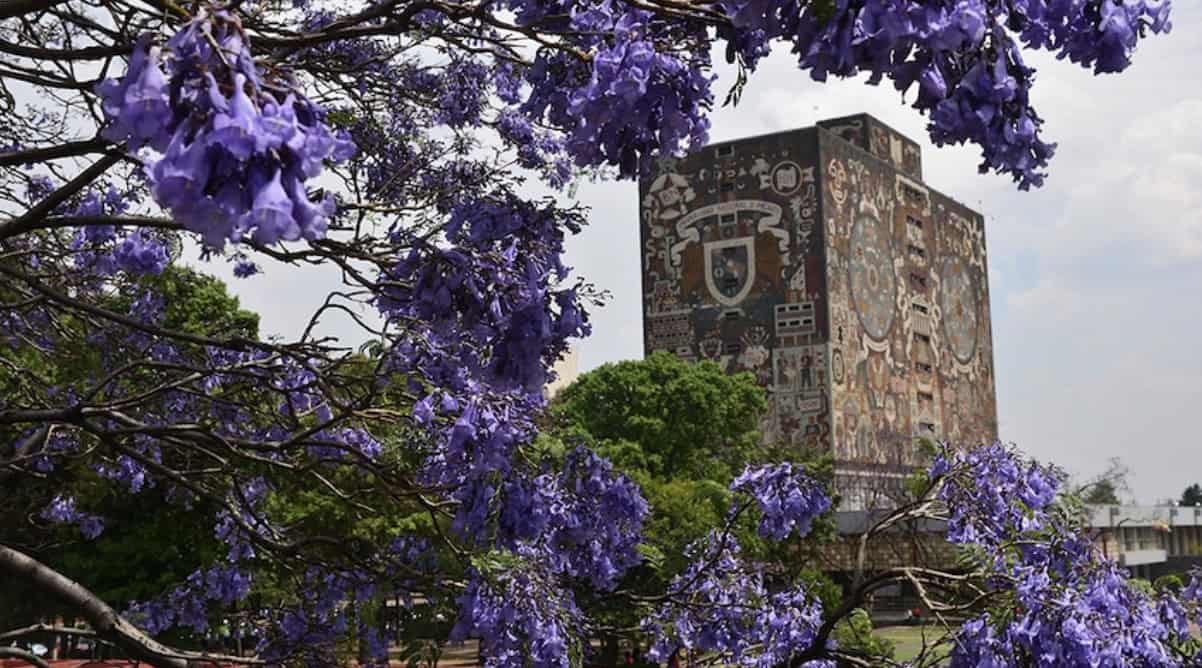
[0,0,1189,666]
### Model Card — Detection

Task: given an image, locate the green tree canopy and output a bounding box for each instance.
[1082,479,1121,505]
[545,352,846,659]
[549,351,766,481]
[1181,483,1202,507]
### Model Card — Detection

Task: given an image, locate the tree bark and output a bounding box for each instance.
[0,543,259,668]
[0,647,51,668]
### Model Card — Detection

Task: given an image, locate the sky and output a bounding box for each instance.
[205,7,1202,504]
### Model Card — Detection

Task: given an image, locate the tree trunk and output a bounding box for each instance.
[598,633,619,667]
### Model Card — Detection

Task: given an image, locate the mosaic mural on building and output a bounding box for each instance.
[820,127,997,498]
[639,114,997,502]
[639,128,831,452]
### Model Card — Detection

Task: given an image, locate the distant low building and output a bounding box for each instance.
[822,505,1202,585]
[1085,504,1202,580]
[543,346,580,400]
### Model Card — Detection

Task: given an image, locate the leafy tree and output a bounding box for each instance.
[550,354,868,660]
[0,0,1183,666]
[1076,457,1128,505]
[1082,479,1122,505]
[551,352,767,480]
[1181,484,1202,507]
[549,352,841,563]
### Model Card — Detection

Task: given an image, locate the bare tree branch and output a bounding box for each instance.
[0,0,71,21]
[0,138,109,168]
[0,152,123,242]
[0,646,51,668]
[0,623,97,642]
[0,543,261,668]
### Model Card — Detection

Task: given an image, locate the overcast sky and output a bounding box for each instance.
[207,8,1202,503]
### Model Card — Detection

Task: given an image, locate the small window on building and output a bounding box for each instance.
[720,182,735,193]
[720,213,736,224]
[915,333,931,344]
[907,215,924,230]
[723,310,740,321]
[919,421,936,433]
[910,273,928,289]
[716,145,735,158]
[915,361,933,373]
[908,244,926,258]
[911,301,929,315]
[801,317,814,327]
[917,391,934,402]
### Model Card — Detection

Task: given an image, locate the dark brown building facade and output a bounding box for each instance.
[638,114,998,506]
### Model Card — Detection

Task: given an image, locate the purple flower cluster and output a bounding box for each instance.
[932,444,1190,667]
[112,229,169,275]
[930,442,1061,547]
[514,3,714,177]
[257,538,439,665]
[96,455,151,493]
[710,0,1171,188]
[436,58,490,128]
[382,194,587,395]
[451,560,582,668]
[264,569,364,663]
[951,568,1186,667]
[498,447,649,589]
[495,111,573,188]
[40,494,105,540]
[731,463,831,541]
[96,11,354,247]
[27,429,78,473]
[1008,0,1172,73]
[127,565,253,634]
[644,533,832,667]
[125,478,273,637]
[43,183,168,277]
[231,258,259,278]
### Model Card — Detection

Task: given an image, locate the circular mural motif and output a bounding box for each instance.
[939,256,979,363]
[848,212,896,341]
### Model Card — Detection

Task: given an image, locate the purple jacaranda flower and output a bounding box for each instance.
[246,169,298,244]
[210,74,259,160]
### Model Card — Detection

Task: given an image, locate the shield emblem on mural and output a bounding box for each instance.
[704,237,756,306]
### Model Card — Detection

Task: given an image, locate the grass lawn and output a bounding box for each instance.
[874,624,953,664]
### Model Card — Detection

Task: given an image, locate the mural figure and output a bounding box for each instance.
[848,211,897,341]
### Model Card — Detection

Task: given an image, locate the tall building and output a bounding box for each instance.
[638,114,997,507]
[544,345,580,400]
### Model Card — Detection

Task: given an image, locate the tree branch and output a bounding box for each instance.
[0,138,110,168]
[0,623,97,642]
[0,543,259,668]
[0,647,51,668]
[0,152,123,242]
[0,0,70,20]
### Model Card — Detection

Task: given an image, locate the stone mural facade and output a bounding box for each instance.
[638,114,997,506]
